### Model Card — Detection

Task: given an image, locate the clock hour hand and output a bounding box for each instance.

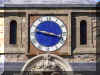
[36,29,61,38]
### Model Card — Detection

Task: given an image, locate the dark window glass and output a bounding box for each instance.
[80,20,87,44]
[10,20,17,44]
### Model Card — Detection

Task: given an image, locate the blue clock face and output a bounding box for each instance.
[35,21,62,47]
[30,16,67,51]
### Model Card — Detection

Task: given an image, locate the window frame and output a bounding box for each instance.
[80,20,87,45]
[9,20,17,44]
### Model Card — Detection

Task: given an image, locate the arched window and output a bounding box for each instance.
[80,20,87,45]
[10,20,17,44]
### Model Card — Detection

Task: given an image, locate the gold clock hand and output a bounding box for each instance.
[36,29,62,38]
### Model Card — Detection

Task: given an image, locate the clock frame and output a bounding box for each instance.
[28,14,71,56]
[30,16,67,52]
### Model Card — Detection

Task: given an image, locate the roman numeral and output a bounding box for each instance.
[37,45,42,49]
[39,18,43,22]
[60,38,64,44]
[31,38,36,43]
[47,17,51,21]
[30,32,35,36]
[55,19,58,23]
[62,32,66,37]
[60,24,65,28]
[32,24,36,27]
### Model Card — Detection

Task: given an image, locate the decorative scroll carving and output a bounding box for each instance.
[21,54,73,75]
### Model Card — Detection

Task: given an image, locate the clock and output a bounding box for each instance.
[30,16,67,52]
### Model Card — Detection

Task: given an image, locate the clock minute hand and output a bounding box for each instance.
[36,29,61,38]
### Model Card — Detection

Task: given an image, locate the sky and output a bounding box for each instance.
[96,0,100,2]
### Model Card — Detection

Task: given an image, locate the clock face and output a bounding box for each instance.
[30,16,67,51]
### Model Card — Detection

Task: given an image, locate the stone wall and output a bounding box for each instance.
[0,8,97,74]
[0,11,4,53]
[4,12,28,53]
[71,12,96,54]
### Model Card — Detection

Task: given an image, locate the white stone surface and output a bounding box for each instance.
[1,0,96,4]
[0,55,4,75]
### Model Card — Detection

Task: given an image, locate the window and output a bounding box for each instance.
[80,20,87,45]
[10,20,17,44]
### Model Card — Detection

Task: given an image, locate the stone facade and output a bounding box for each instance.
[0,6,98,75]
[3,8,96,61]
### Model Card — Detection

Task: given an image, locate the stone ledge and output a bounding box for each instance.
[73,48,96,54]
[4,48,26,53]
[1,62,96,71]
